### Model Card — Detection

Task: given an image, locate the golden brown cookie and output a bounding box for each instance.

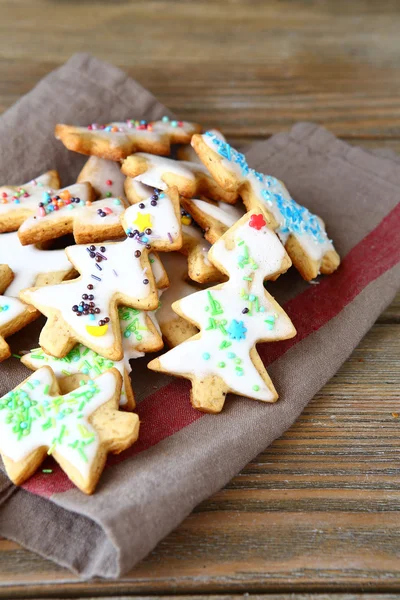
[0,367,139,494]
[20,188,182,361]
[149,209,296,413]
[0,265,39,363]
[56,117,202,161]
[191,132,340,281]
[121,153,237,204]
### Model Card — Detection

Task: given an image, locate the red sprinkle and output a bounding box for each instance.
[249,213,266,230]
[106,179,112,186]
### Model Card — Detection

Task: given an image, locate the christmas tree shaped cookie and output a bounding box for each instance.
[192,132,340,281]
[0,367,139,494]
[149,209,296,413]
[21,258,167,411]
[0,265,39,362]
[0,232,75,297]
[0,171,61,232]
[55,116,202,161]
[21,188,182,361]
[18,187,130,246]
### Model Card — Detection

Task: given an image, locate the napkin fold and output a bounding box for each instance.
[0,54,399,578]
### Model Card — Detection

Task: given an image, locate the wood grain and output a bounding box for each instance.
[0,0,399,596]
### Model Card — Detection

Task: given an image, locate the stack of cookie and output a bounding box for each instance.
[0,117,340,493]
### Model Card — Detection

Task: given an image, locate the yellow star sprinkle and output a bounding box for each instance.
[133,212,153,232]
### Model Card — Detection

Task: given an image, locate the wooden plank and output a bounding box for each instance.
[19,596,400,600]
[0,323,398,595]
[1,1,400,135]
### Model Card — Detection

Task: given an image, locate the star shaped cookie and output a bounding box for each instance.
[0,265,39,362]
[0,367,139,493]
[56,117,202,161]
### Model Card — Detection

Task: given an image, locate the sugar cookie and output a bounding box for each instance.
[20,188,182,360]
[156,253,201,348]
[21,255,166,410]
[180,212,224,284]
[17,186,130,246]
[0,367,139,494]
[181,197,245,244]
[0,232,75,296]
[121,153,237,204]
[149,209,296,413]
[176,129,226,163]
[192,132,340,281]
[55,117,202,161]
[0,171,61,233]
[77,156,128,202]
[0,265,39,363]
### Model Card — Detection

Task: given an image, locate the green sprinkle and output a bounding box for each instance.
[42,469,53,474]
[78,447,88,462]
[253,385,260,391]
[12,354,22,359]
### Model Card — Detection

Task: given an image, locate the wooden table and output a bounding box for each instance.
[0,1,399,597]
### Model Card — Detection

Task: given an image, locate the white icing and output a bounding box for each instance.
[18,184,94,234]
[0,172,58,218]
[73,197,126,227]
[158,216,294,401]
[125,179,154,202]
[0,296,27,329]
[0,232,73,297]
[149,252,166,285]
[24,261,165,407]
[133,154,207,190]
[24,191,180,355]
[79,156,127,201]
[191,199,244,228]
[201,133,335,262]
[23,345,130,406]
[59,119,198,151]
[0,368,118,479]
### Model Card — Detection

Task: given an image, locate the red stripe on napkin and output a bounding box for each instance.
[22,203,400,498]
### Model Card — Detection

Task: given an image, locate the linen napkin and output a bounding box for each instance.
[0,53,399,578]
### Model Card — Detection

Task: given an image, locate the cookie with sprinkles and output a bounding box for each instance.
[0,231,75,297]
[21,259,166,411]
[191,132,341,281]
[148,209,296,414]
[55,117,202,161]
[20,187,182,361]
[0,265,39,363]
[0,171,61,233]
[0,366,139,494]
[181,197,245,244]
[77,156,128,202]
[121,153,237,204]
[124,174,222,283]
[17,186,129,246]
